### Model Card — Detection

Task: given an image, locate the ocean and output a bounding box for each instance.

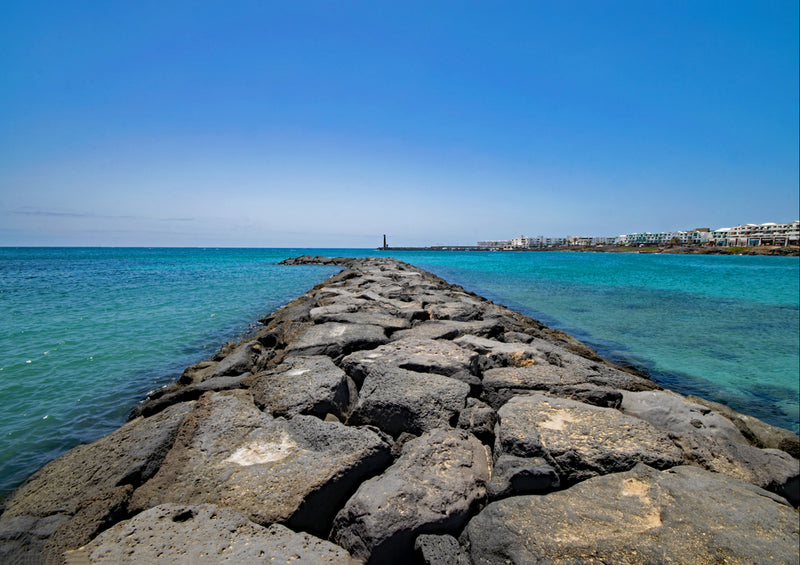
[1,247,798,500]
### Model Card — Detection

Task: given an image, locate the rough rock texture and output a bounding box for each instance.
[481,345,657,410]
[457,397,498,446]
[3,401,194,521]
[486,455,560,499]
[341,336,479,386]
[391,319,503,341]
[462,464,800,564]
[3,255,797,565]
[415,534,471,565]
[129,390,391,536]
[0,401,195,564]
[284,321,387,359]
[134,375,247,418]
[348,366,470,436]
[621,389,748,443]
[687,394,800,458]
[332,429,490,564]
[65,503,359,564]
[247,355,356,421]
[622,390,800,504]
[497,394,684,483]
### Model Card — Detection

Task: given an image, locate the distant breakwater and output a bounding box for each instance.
[1,256,798,564]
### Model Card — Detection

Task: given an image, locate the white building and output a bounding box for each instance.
[711,221,799,247]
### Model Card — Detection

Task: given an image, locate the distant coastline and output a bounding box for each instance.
[378,245,800,257]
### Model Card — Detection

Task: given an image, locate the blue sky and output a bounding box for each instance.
[1,1,798,247]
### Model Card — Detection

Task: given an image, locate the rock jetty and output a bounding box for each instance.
[1,255,798,564]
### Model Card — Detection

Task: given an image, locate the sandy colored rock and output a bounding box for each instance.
[462,464,799,564]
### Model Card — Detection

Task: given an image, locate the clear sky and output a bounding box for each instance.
[1,1,798,247]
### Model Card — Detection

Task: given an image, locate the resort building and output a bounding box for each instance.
[711,221,800,247]
[479,222,797,250]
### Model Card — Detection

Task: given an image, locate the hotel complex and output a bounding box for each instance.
[478,221,800,249]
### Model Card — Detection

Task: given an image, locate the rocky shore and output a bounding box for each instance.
[1,255,798,564]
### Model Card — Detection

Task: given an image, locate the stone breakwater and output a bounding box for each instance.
[1,256,798,564]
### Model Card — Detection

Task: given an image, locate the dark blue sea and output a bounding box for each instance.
[1,247,798,499]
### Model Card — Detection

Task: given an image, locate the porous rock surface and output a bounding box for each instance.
[64,503,360,564]
[1,255,797,565]
[462,464,799,565]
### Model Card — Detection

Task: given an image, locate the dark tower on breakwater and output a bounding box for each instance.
[383,234,388,249]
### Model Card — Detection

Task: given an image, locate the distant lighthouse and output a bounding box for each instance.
[382,234,388,249]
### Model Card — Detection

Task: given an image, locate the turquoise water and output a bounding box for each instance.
[1,248,798,500]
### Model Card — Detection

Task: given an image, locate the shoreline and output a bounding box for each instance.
[1,255,797,563]
[379,245,800,256]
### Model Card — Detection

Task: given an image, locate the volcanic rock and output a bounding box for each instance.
[332,429,490,564]
[497,394,684,483]
[129,390,391,535]
[462,464,800,564]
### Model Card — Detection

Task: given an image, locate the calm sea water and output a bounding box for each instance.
[1,248,798,500]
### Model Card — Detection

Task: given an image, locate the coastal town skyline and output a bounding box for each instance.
[1,2,798,247]
[473,220,800,249]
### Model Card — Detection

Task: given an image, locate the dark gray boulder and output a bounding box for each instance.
[426,295,486,321]
[129,390,391,536]
[479,340,656,409]
[457,397,498,446]
[497,394,684,483]
[391,319,504,341]
[332,429,490,564]
[0,513,70,565]
[415,534,470,565]
[462,464,800,564]
[341,336,479,387]
[486,455,560,500]
[312,309,412,332]
[284,322,387,359]
[247,355,356,421]
[454,335,546,370]
[134,375,247,417]
[669,432,800,506]
[348,367,470,437]
[65,503,359,564]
